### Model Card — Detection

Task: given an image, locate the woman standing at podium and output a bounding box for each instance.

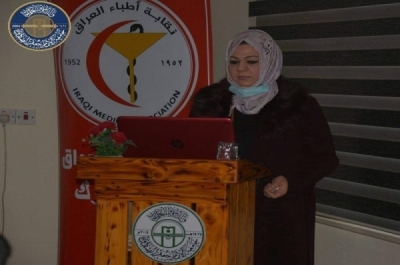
[189,29,339,265]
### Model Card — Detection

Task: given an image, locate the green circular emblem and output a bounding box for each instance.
[133,202,206,263]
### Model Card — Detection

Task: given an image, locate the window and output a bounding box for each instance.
[249,0,400,233]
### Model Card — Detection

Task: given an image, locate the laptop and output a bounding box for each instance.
[116,116,235,160]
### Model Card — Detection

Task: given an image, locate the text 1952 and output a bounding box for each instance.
[64,59,81,66]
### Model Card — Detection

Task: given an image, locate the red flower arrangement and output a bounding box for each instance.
[85,121,135,156]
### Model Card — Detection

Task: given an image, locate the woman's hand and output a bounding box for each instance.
[263,175,288,199]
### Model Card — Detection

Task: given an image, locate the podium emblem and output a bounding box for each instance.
[133,202,206,263]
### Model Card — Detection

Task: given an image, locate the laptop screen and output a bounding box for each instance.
[116,116,235,160]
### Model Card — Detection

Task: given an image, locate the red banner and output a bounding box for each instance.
[52,0,212,264]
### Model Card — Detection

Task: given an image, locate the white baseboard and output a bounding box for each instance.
[316,214,400,244]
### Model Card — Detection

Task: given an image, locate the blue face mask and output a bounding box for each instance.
[229,85,270,98]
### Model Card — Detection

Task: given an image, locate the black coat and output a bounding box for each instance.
[189,77,339,265]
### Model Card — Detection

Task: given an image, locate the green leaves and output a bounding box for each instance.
[88,121,135,156]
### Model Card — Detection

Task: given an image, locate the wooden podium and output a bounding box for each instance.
[77,157,270,265]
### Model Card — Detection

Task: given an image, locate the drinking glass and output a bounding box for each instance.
[216,142,239,160]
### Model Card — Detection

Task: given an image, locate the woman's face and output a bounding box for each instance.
[228,44,260,88]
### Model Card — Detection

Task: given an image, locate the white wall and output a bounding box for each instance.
[0,1,59,264]
[1,0,399,265]
[210,0,248,81]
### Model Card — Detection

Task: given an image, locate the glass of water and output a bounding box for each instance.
[216,142,239,160]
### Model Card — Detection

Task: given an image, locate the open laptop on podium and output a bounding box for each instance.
[117,116,235,160]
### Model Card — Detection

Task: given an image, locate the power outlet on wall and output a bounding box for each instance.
[0,109,16,124]
[16,109,36,125]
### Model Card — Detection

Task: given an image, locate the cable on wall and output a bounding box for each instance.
[0,114,9,235]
